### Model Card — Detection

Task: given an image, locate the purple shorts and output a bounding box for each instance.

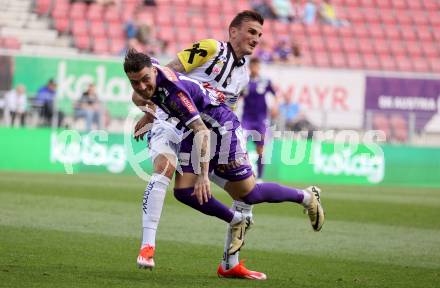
[241,119,267,146]
[177,120,254,184]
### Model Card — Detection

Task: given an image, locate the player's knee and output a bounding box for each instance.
[153,154,176,178]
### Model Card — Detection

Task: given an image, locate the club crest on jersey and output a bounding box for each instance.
[177,92,196,113]
[212,61,224,74]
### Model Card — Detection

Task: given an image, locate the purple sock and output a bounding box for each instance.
[257,155,264,179]
[174,187,234,223]
[242,183,304,204]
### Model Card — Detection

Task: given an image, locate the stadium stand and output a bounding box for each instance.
[0,0,78,55]
[2,0,439,73]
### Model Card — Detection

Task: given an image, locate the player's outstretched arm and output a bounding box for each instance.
[187,118,211,205]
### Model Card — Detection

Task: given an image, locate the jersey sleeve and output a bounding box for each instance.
[177,39,218,73]
[168,91,201,127]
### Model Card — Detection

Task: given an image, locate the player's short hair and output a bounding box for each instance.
[123,48,152,74]
[250,57,260,65]
[229,10,264,30]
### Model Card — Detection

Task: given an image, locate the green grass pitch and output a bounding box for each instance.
[1,171,439,287]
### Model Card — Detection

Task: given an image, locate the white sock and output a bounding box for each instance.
[141,173,170,248]
[302,190,312,207]
[221,201,253,270]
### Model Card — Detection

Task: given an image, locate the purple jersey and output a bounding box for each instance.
[242,76,275,123]
[150,65,252,180]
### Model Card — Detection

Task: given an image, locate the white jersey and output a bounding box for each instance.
[177,39,249,109]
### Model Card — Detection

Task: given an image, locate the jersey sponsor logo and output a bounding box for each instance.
[177,92,196,113]
[184,43,208,64]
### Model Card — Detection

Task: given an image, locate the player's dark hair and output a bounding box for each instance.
[250,57,260,65]
[229,10,264,30]
[123,48,152,74]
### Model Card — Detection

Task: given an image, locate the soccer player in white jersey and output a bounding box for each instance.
[134,11,319,279]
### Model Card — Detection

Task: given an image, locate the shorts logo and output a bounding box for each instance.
[235,168,248,176]
[177,92,196,113]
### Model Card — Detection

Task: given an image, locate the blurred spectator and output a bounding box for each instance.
[303,0,317,25]
[279,94,315,137]
[124,12,159,55]
[272,0,294,22]
[255,41,274,64]
[143,0,156,5]
[74,83,102,131]
[251,0,277,19]
[35,79,64,127]
[272,37,302,65]
[291,0,304,23]
[3,84,27,127]
[319,0,349,27]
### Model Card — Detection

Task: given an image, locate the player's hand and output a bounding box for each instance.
[134,113,155,142]
[192,175,211,205]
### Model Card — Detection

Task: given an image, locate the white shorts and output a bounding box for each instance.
[147,119,183,161]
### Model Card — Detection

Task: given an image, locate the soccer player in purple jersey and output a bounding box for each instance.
[241,57,276,180]
[124,49,325,280]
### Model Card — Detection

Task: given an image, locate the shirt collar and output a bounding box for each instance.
[227,42,246,67]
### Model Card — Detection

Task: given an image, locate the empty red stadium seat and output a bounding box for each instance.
[273,22,289,34]
[87,4,103,21]
[313,52,331,67]
[347,53,363,69]
[104,6,121,23]
[389,41,406,56]
[53,17,70,34]
[374,39,390,55]
[400,25,417,41]
[421,43,439,58]
[326,37,342,53]
[384,25,401,40]
[74,35,90,50]
[353,25,369,38]
[380,10,397,25]
[412,58,430,72]
[341,37,358,53]
[308,36,326,52]
[71,20,88,37]
[70,2,86,21]
[36,0,51,15]
[89,20,106,38]
[395,56,413,72]
[412,11,429,26]
[363,8,380,24]
[358,39,375,54]
[157,26,175,42]
[379,55,396,71]
[375,0,392,9]
[192,27,210,40]
[406,41,423,58]
[331,53,347,68]
[92,37,110,55]
[305,24,320,37]
[363,53,380,70]
[369,24,384,39]
[391,0,407,10]
[423,0,439,10]
[2,37,21,50]
[107,22,125,39]
[407,0,423,9]
[416,26,433,41]
[429,59,440,73]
